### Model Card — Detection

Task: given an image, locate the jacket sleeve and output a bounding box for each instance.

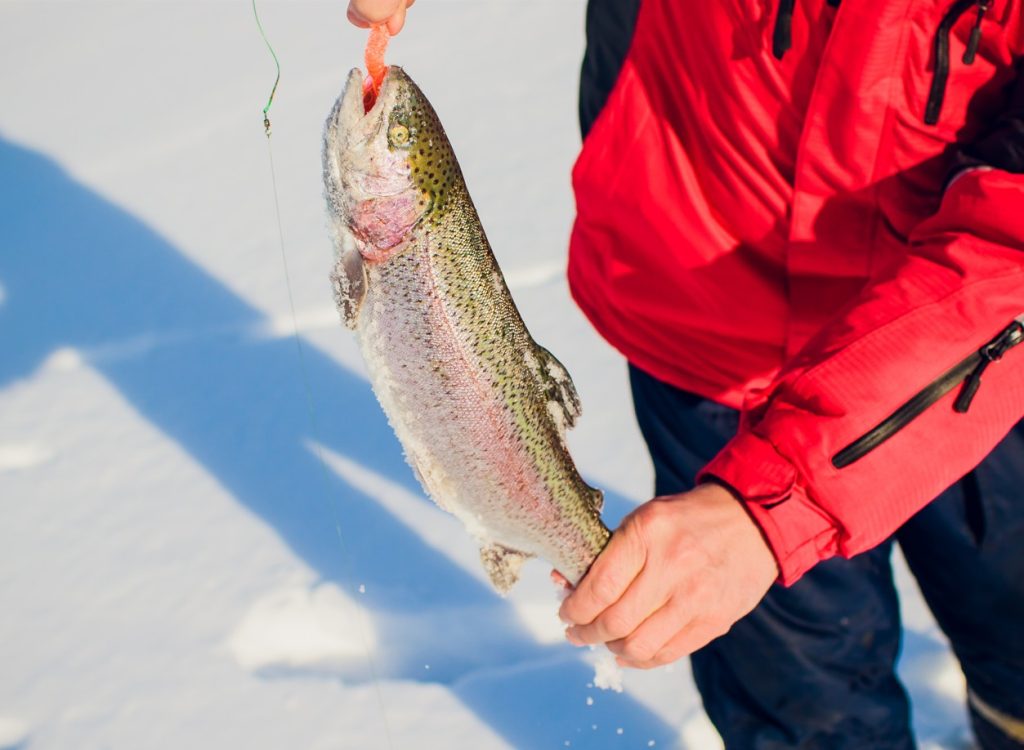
[698,71,1024,586]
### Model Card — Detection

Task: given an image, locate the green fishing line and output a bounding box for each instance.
[253,0,280,136]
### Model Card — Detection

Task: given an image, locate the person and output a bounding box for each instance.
[347,1,1024,747]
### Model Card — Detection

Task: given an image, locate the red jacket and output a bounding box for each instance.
[568,0,1024,584]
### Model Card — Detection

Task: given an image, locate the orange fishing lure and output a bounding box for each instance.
[363,25,390,112]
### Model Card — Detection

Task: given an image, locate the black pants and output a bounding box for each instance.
[630,364,1024,749]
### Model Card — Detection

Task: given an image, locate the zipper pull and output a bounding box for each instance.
[772,0,796,60]
[963,0,990,65]
[955,320,1024,413]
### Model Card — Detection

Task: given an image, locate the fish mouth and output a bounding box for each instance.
[324,66,396,165]
[339,67,376,127]
[324,65,411,184]
[361,66,385,113]
[323,68,389,197]
[335,64,402,130]
[323,66,414,238]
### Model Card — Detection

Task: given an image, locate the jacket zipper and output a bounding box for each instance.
[772,0,840,60]
[925,0,989,125]
[832,317,1024,469]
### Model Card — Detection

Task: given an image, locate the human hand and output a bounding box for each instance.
[347,0,416,35]
[558,482,778,669]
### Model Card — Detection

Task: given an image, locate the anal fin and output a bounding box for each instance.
[480,543,533,595]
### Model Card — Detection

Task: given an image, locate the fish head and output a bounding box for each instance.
[324,65,456,264]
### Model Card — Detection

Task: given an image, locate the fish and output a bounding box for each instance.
[322,65,610,593]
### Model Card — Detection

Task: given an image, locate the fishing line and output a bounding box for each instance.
[253,6,395,748]
[263,146,395,750]
[252,0,279,137]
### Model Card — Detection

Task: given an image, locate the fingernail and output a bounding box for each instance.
[550,570,570,590]
[565,627,583,646]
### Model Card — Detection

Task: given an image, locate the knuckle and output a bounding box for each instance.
[631,503,662,534]
[681,570,715,603]
[590,573,623,608]
[651,653,673,668]
[569,625,596,646]
[652,645,682,667]
[630,500,677,551]
[621,635,657,663]
[601,610,634,640]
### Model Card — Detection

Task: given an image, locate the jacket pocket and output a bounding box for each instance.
[832,316,1024,468]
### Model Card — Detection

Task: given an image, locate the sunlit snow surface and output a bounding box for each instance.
[0,2,970,747]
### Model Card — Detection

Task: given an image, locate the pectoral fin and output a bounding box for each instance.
[330,242,367,329]
[480,543,533,595]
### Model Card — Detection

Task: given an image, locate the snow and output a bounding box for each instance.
[227,581,377,676]
[0,717,29,750]
[0,443,53,474]
[589,648,624,693]
[0,1,972,748]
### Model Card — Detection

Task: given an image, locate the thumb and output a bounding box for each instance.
[385,0,410,35]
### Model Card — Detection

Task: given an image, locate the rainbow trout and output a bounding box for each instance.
[323,66,609,593]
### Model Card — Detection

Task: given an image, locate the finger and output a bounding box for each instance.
[347,6,372,28]
[567,566,670,646]
[385,1,408,35]
[347,0,402,26]
[604,595,690,663]
[550,570,572,591]
[559,523,647,627]
[616,617,728,670]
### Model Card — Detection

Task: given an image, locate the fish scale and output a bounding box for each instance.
[324,65,609,593]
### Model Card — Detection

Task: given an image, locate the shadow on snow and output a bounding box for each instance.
[0,136,670,748]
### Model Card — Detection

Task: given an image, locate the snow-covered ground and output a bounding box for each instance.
[0,2,975,748]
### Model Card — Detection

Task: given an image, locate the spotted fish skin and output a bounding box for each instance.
[323,66,609,592]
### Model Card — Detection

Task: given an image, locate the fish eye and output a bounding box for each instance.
[388,123,411,148]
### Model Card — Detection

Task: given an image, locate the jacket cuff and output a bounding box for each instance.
[698,430,841,586]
